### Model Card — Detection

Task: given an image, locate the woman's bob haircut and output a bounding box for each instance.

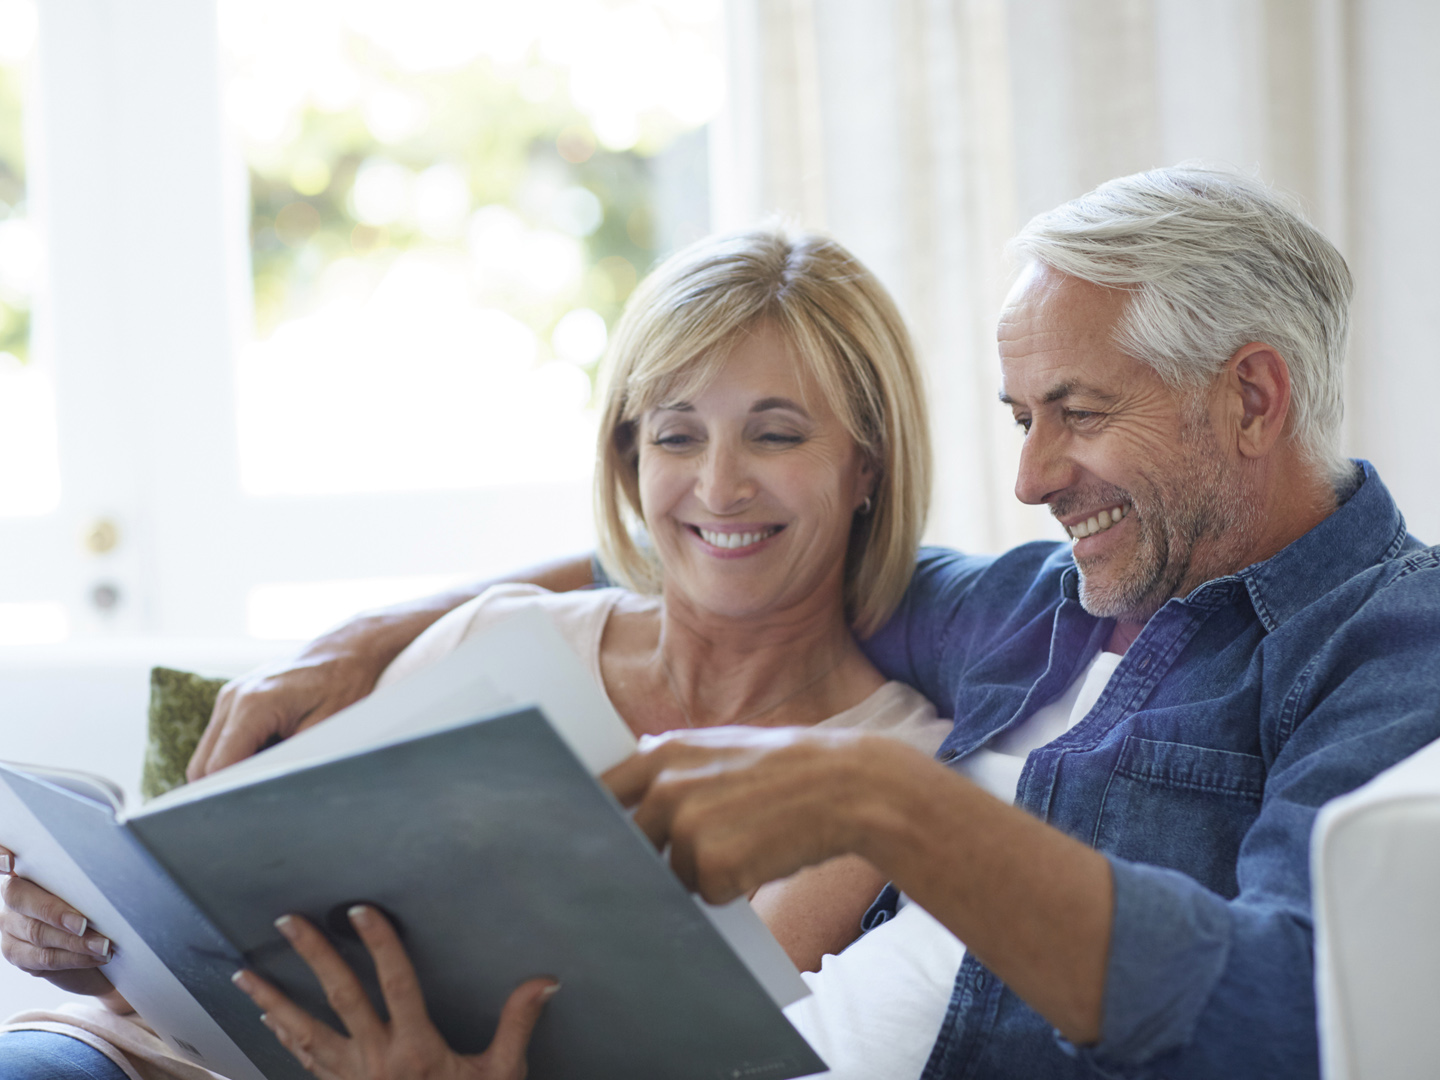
[594,225,931,639]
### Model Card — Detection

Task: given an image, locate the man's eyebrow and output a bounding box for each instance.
[751,396,811,416]
[997,383,1119,407]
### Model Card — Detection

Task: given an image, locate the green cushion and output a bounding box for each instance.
[140,667,228,800]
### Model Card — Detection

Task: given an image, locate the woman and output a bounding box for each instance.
[371,225,942,971]
[0,226,947,1080]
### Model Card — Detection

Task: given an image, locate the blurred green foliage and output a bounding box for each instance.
[246,47,678,380]
[0,61,29,364]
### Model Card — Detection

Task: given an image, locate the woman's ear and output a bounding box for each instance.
[1222,343,1293,460]
[854,456,879,513]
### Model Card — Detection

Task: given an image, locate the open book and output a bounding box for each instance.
[0,607,824,1080]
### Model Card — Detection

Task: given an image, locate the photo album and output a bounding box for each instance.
[0,608,824,1080]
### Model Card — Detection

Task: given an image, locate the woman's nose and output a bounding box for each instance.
[695,444,756,511]
[1013,423,1077,507]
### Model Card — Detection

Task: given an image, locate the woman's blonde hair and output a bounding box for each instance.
[594,225,931,638]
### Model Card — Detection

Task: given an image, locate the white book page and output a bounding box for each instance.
[697,897,810,1008]
[148,607,635,811]
[0,762,125,814]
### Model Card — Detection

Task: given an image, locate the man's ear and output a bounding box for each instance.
[1222,343,1293,460]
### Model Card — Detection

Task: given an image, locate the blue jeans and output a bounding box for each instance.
[0,1031,130,1080]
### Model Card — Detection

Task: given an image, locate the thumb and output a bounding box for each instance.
[479,978,559,1079]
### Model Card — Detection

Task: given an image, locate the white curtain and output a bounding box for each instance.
[711,0,1440,553]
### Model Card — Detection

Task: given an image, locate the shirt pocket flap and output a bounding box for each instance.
[1113,736,1266,800]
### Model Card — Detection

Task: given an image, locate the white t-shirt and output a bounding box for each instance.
[784,649,1123,1079]
[378,583,953,755]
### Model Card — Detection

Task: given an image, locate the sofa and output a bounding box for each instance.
[1313,737,1440,1078]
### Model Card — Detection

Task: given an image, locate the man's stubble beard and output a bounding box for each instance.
[1075,412,1263,625]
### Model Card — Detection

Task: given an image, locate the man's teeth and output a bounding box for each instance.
[698,527,779,549]
[1068,504,1128,540]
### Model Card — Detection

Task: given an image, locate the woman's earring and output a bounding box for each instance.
[859,496,873,516]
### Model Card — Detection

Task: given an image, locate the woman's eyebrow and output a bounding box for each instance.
[751,396,810,417]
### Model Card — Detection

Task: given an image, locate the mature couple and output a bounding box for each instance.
[4,164,1440,1080]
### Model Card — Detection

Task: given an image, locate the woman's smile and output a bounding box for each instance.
[688,523,786,554]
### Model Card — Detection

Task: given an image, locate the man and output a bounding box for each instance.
[8,166,1440,1078]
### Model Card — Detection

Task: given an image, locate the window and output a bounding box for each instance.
[0,0,59,523]
[221,0,722,499]
[0,0,723,643]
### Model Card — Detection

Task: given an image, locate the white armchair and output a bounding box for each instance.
[1313,738,1440,1079]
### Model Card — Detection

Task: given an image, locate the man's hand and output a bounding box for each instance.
[602,727,1114,1044]
[603,727,905,903]
[187,555,596,781]
[0,847,131,1013]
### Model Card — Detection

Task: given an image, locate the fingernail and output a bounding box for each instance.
[540,982,562,1001]
[87,936,112,958]
[347,905,371,925]
[0,853,12,874]
[231,969,250,989]
[61,914,87,937]
[274,915,297,938]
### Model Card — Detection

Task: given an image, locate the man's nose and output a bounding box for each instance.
[696,443,756,511]
[1013,423,1077,506]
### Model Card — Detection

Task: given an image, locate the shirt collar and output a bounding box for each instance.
[1239,460,1410,631]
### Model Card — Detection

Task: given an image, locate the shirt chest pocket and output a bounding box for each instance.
[1090,736,1266,899]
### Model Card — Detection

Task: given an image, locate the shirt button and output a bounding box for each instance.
[973,972,986,992]
[941,749,959,762]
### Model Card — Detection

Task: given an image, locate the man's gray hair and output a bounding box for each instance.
[1011,165,1353,486]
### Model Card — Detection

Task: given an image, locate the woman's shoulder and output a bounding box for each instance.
[378,585,645,689]
[817,681,952,758]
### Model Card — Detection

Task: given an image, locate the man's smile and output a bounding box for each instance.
[1062,502,1129,542]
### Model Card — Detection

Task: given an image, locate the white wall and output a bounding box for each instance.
[1347,0,1440,543]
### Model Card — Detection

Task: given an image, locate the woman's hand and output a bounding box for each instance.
[0,846,132,1013]
[233,906,558,1080]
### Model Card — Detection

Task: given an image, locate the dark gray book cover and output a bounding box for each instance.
[120,705,824,1080]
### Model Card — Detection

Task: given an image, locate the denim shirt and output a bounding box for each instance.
[861,461,1440,1079]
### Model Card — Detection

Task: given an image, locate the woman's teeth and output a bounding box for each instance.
[697,527,779,549]
[1068,504,1128,541]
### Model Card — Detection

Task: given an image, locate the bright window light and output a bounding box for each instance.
[0,601,68,645]
[0,0,58,518]
[221,0,721,498]
[0,354,60,516]
[247,575,471,640]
